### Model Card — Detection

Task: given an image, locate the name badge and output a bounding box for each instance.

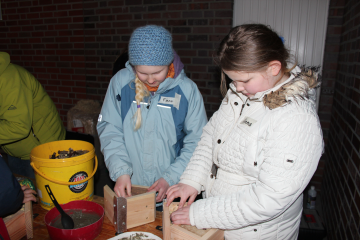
[241,117,257,127]
[158,93,181,110]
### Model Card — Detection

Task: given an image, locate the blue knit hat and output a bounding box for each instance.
[129,25,174,66]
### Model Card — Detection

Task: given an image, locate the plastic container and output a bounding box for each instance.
[30,140,98,210]
[307,186,317,209]
[44,200,104,240]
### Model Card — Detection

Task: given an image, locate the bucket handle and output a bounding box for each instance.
[30,156,98,185]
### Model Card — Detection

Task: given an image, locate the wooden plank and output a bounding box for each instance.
[24,201,33,239]
[162,200,171,240]
[103,185,116,227]
[203,229,224,240]
[4,209,26,240]
[131,185,149,196]
[126,191,156,229]
[171,225,200,240]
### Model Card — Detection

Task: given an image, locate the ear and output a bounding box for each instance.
[267,60,282,76]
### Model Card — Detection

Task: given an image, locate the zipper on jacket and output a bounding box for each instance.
[213,98,248,166]
[239,98,248,116]
[32,127,40,142]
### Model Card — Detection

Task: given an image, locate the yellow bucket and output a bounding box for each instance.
[30,140,98,210]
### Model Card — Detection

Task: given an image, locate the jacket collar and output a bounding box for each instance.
[229,66,320,109]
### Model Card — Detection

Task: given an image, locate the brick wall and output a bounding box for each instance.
[321,0,360,239]
[0,0,234,125]
[310,0,345,193]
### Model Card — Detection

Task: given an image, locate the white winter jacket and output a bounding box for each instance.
[179,67,324,239]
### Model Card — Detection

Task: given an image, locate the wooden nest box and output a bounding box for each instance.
[103,185,156,233]
[163,201,224,240]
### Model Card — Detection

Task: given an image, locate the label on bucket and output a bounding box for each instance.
[68,171,88,193]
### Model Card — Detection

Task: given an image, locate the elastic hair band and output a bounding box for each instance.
[137,104,141,108]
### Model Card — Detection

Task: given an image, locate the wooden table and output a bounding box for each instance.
[27,196,163,240]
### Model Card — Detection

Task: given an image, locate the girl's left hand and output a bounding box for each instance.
[170,205,191,225]
[22,185,37,203]
[147,178,169,202]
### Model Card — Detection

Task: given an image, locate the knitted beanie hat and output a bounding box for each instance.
[129,25,174,66]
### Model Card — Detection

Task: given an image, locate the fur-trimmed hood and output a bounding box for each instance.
[263,67,321,109]
[229,66,321,110]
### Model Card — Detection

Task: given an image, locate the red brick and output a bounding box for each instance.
[20,44,32,49]
[69,10,83,16]
[58,98,73,104]
[31,19,43,25]
[27,13,40,18]
[23,50,36,55]
[29,38,42,43]
[19,1,32,7]
[55,92,70,98]
[71,62,85,68]
[6,2,19,8]
[4,9,17,14]
[7,32,18,38]
[8,14,20,20]
[55,37,69,42]
[58,17,73,23]
[45,86,58,91]
[116,14,133,20]
[210,2,233,10]
[172,35,187,41]
[72,3,83,9]
[168,4,187,11]
[21,56,33,61]
[48,80,62,85]
[44,62,57,68]
[72,87,86,93]
[96,22,112,28]
[37,73,51,79]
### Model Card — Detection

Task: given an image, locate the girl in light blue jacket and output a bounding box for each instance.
[97,25,207,202]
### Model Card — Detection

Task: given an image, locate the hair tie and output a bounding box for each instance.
[137,104,141,108]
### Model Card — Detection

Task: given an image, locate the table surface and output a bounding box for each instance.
[26,195,163,240]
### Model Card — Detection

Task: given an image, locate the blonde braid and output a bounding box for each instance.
[133,75,149,130]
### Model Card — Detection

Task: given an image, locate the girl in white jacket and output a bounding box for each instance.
[166,24,324,239]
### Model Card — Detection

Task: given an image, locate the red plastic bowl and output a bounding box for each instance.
[44,200,104,240]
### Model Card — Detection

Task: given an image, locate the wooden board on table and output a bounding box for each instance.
[4,201,33,240]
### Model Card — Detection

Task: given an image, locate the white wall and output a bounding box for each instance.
[233,0,330,111]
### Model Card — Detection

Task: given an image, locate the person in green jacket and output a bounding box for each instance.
[0,52,66,178]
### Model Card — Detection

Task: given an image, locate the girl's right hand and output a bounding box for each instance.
[166,183,198,208]
[114,175,132,198]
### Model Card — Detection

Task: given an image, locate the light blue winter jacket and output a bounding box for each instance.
[97,60,207,187]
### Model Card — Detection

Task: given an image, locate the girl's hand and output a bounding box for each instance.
[114,175,132,198]
[22,185,37,203]
[170,205,191,225]
[166,183,198,208]
[147,178,169,202]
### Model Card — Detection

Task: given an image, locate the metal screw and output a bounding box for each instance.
[114,221,116,224]
[146,205,148,208]
[122,222,125,225]
[113,204,116,207]
[122,205,126,208]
